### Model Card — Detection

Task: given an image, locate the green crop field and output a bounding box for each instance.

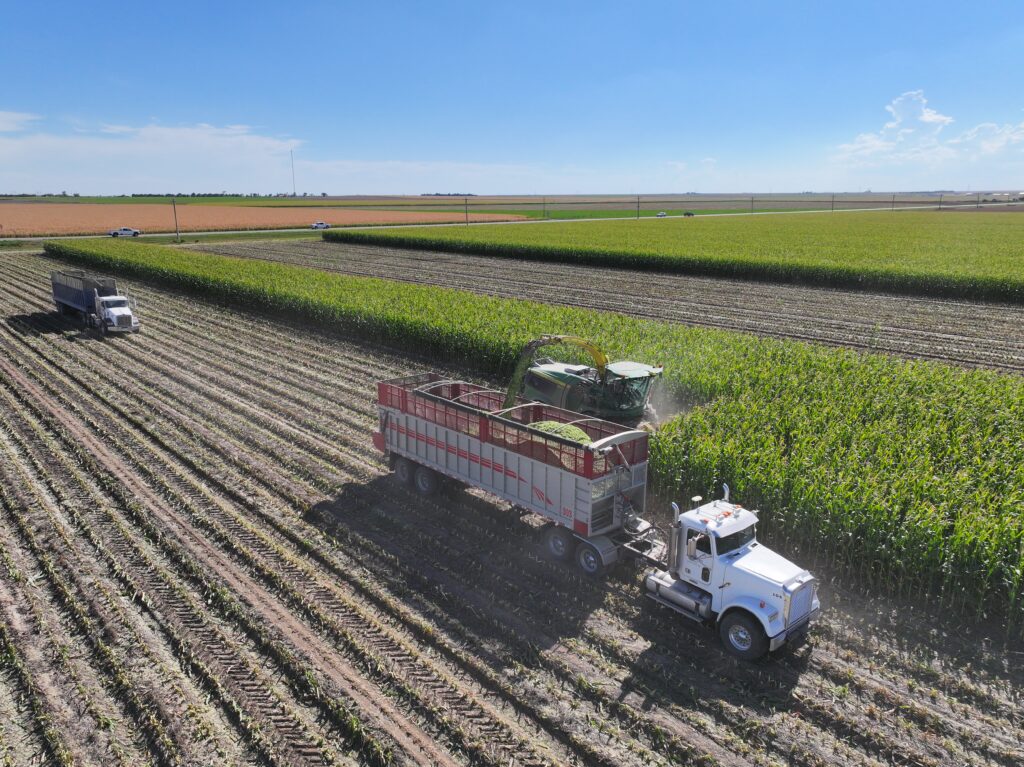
[44,238,1024,626]
[324,211,1024,301]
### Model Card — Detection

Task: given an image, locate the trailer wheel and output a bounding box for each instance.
[413,466,439,497]
[543,527,573,562]
[393,457,414,486]
[719,611,768,661]
[575,542,604,577]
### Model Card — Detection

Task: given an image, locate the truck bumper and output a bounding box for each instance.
[769,607,819,651]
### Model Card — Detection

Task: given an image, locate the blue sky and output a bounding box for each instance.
[2,1,1023,194]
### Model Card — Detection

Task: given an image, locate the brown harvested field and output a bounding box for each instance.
[192,239,1024,373]
[0,202,522,236]
[0,248,1021,767]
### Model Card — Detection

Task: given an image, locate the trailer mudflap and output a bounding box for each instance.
[372,431,385,453]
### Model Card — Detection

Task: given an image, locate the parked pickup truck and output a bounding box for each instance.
[51,270,140,336]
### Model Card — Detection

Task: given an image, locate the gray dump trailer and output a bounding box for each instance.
[51,270,140,335]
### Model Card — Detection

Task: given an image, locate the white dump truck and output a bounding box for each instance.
[51,270,140,336]
[374,372,819,659]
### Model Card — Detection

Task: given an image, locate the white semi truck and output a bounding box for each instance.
[374,372,819,660]
[51,270,140,336]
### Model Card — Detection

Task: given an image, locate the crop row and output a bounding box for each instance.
[194,239,1024,372]
[9,250,1023,765]
[3,258,681,766]
[322,211,1024,302]
[43,238,1024,624]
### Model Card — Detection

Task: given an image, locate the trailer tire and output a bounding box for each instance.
[719,611,768,661]
[544,527,573,562]
[393,457,414,486]
[575,542,604,577]
[413,466,439,497]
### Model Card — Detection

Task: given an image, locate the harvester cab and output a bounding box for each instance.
[505,335,663,423]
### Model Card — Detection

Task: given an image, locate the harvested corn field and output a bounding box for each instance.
[0,249,1020,767]
[0,202,521,237]
[192,239,1024,373]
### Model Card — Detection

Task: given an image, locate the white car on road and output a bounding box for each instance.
[109,227,141,237]
[311,221,330,230]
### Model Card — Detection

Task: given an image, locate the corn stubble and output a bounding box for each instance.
[44,238,1024,626]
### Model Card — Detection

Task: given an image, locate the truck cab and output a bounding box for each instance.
[94,294,140,335]
[645,491,819,659]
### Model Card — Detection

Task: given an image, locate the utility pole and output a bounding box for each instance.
[290,150,297,197]
[750,196,754,214]
[464,197,469,226]
[938,193,943,211]
[831,193,835,212]
[891,193,896,211]
[636,195,640,219]
[171,196,180,242]
[542,196,546,220]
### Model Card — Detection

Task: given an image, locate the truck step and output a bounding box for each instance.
[645,592,705,624]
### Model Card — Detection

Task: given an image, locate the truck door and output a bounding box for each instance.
[681,526,714,587]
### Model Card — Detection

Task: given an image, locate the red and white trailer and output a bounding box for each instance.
[374,372,820,659]
[373,372,663,574]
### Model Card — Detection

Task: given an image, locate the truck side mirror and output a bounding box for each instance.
[686,537,697,559]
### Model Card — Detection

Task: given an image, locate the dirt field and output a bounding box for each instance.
[192,240,1024,373]
[0,249,1020,766]
[0,202,521,236]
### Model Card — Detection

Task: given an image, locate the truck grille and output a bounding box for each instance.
[116,316,131,328]
[788,582,814,625]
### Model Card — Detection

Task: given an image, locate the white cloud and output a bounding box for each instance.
[833,89,1024,183]
[0,111,40,132]
[948,121,1024,155]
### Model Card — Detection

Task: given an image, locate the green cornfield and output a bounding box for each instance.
[44,239,1024,625]
[323,211,1024,302]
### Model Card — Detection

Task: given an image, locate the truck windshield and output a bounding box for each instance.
[102,299,129,308]
[612,377,652,407]
[716,524,756,555]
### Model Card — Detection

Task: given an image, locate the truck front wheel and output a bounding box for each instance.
[719,612,769,660]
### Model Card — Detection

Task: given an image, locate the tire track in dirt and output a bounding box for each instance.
[0,351,459,767]
[8,253,671,761]
[2,251,1021,767]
